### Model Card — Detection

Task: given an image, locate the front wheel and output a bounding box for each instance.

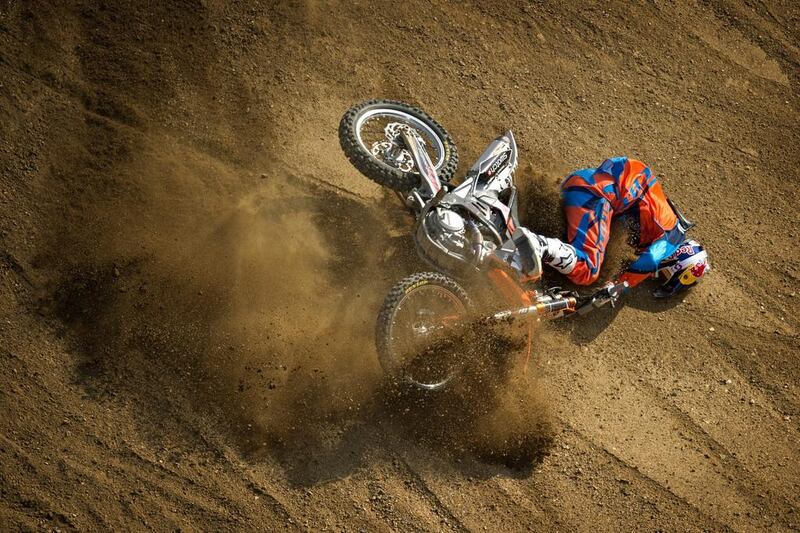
[376,272,473,391]
[339,99,458,191]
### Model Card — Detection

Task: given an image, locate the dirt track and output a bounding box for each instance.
[1,1,799,530]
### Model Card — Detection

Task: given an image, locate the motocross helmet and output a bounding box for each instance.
[653,239,709,298]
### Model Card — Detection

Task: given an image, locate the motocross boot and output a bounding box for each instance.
[511,228,544,279]
[541,236,579,275]
[513,228,578,277]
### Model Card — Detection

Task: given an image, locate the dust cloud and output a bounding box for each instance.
[48,124,555,467]
[49,132,389,446]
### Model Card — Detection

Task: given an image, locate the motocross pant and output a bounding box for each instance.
[547,174,681,287]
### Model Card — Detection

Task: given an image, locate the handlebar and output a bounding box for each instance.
[576,281,628,315]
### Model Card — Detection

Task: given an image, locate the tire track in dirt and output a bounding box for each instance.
[565,424,729,530]
[538,323,792,529]
[393,455,471,532]
[604,380,794,526]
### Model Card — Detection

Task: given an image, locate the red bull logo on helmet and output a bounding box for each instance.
[679,258,708,286]
[690,262,707,278]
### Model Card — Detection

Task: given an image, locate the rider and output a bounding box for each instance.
[511,156,708,297]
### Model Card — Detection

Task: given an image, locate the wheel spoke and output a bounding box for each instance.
[387,285,467,388]
[355,109,446,171]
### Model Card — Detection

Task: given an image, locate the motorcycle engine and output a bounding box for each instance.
[435,208,465,243]
[415,207,473,274]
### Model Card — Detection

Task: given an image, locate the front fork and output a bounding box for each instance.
[400,129,442,198]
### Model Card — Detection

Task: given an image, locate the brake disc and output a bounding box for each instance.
[369,122,426,173]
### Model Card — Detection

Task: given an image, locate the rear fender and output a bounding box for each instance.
[487,268,532,307]
[487,267,535,372]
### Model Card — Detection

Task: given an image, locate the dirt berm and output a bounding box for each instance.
[1,1,799,530]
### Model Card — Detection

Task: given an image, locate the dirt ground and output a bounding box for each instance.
[1,0,799,530]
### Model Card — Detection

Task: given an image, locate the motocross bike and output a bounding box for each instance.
[339,100,627,391]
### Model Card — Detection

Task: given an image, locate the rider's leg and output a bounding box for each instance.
[514,191,613,285]
[560,191,614,285]
[633,179,678,245]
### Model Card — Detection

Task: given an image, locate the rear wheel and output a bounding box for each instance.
[376,272,472,391]
[339,99,458,191]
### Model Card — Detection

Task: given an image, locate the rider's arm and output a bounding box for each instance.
[616,270,652,288]
[617,229,682,288]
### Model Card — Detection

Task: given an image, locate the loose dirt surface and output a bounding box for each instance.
[1,1,799,531]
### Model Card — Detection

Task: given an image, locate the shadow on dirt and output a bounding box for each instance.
[254,372,554,488]
[551,304,623,345]
[624,282,685,314]
[550,281,685,344]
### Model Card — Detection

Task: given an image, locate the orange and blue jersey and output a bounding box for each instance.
[561,157,683,286]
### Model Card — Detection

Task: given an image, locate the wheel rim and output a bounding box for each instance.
[355,108,447,173]
[386,284,467,390]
